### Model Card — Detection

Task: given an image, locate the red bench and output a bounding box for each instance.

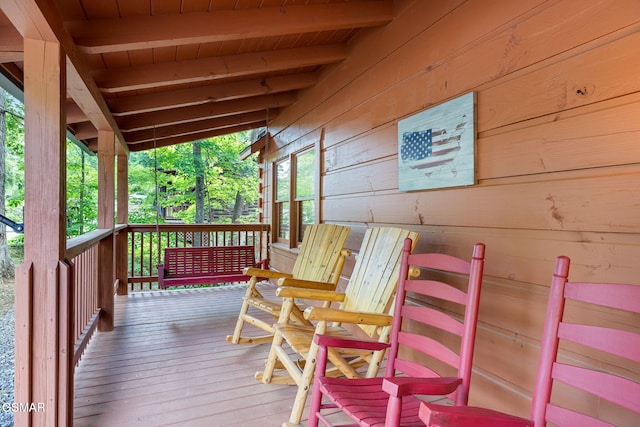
[157,245,268,289]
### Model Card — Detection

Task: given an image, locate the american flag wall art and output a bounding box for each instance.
[398,92,476,191]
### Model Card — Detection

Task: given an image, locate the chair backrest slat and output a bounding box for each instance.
[564,281,640,313]
[393,358,442,379]
[558,323,640,363]
[401,305,465,336]
[291,223,350,284]
[405,279,468,305]
[397,331,461,368]
[545,404,615,427]
[552,363,640,413]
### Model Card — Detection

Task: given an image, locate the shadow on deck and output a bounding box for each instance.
[73,284,303,426]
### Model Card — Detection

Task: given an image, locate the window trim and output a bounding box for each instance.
[272,144,319,248]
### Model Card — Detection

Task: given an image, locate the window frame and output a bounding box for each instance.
[272,145,319,248]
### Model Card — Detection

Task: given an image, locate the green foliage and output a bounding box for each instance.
[8,234,23,264]
[66,144,98,236]
[4,94,259,237]
[4,95,24,222]
[134,133,259,224]
[128,150,164,224]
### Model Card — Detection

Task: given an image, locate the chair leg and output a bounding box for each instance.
[257,328,285,383]
[287,339,321,425]
[384,395,402,427]
[226,277,259,344]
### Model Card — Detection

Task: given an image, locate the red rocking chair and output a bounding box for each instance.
[307,238,486,427]
[419,255,640,427]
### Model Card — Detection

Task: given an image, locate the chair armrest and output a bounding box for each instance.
[304,307,393,326]
[276,287,346,302]
[382,377,462,398]
[277,277,337,290]
[242,266,293,280]
[418,402,534,427]
[313,334,390,352]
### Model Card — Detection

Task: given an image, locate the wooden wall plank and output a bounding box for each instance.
[477,27,640,132]
[479,93,640,179]
[323,171,640,233]
[274,0,639,150]
[273,0,545,146]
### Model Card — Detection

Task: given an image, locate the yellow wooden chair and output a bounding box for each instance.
[255,227,419,426]
[226,223,351,345]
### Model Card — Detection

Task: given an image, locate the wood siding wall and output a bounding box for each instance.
[261,0,640,423]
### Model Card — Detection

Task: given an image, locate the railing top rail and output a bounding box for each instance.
[126,223,270,233]
[66,228,114,259]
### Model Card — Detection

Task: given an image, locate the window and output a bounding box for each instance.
[273,148,317,246]
[275,158,290,241]
[295,149,315,243]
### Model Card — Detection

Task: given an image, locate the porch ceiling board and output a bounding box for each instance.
[0,0,394,152]
[116,92,295,132]
[67,2,394,54]
[121,110,279,145]
[93,44,347,93]
[107,72,317,116]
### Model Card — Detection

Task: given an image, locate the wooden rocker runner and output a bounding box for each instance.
[226,223,351,345]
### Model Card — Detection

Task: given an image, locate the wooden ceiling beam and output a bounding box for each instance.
[67,1,393,54]
[0,62,23,88]
[72,120,98,140]
[109,72,316,116]
[121,110,277,144]
[124,122,263,152]
[66,101,87,123]
[0,23,24,63]
[95,44,346,93]
[116,92,294,132]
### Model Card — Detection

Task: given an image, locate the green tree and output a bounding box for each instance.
[193,141,205,224]
[4,92,24,227]
[200,133,259,223]
[145,133,259,224]
[128,150,165,224]
[66,144,98,237]
[0,88,15,278]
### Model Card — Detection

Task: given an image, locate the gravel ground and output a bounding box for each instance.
[0,308,14,427]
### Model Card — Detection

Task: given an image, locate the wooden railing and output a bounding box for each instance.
[126,223,270,292]
[57,223,270,364]
[66,226,124,364]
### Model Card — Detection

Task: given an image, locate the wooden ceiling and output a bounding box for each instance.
[0,0,393,152]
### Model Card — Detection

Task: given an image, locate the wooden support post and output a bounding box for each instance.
[97,130,115,331]
[21,37,67,426]
[116,145,129,295]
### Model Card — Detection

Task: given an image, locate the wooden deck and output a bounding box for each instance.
[73,284,315,426]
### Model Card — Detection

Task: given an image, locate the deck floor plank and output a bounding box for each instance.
[73,284,313,427]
